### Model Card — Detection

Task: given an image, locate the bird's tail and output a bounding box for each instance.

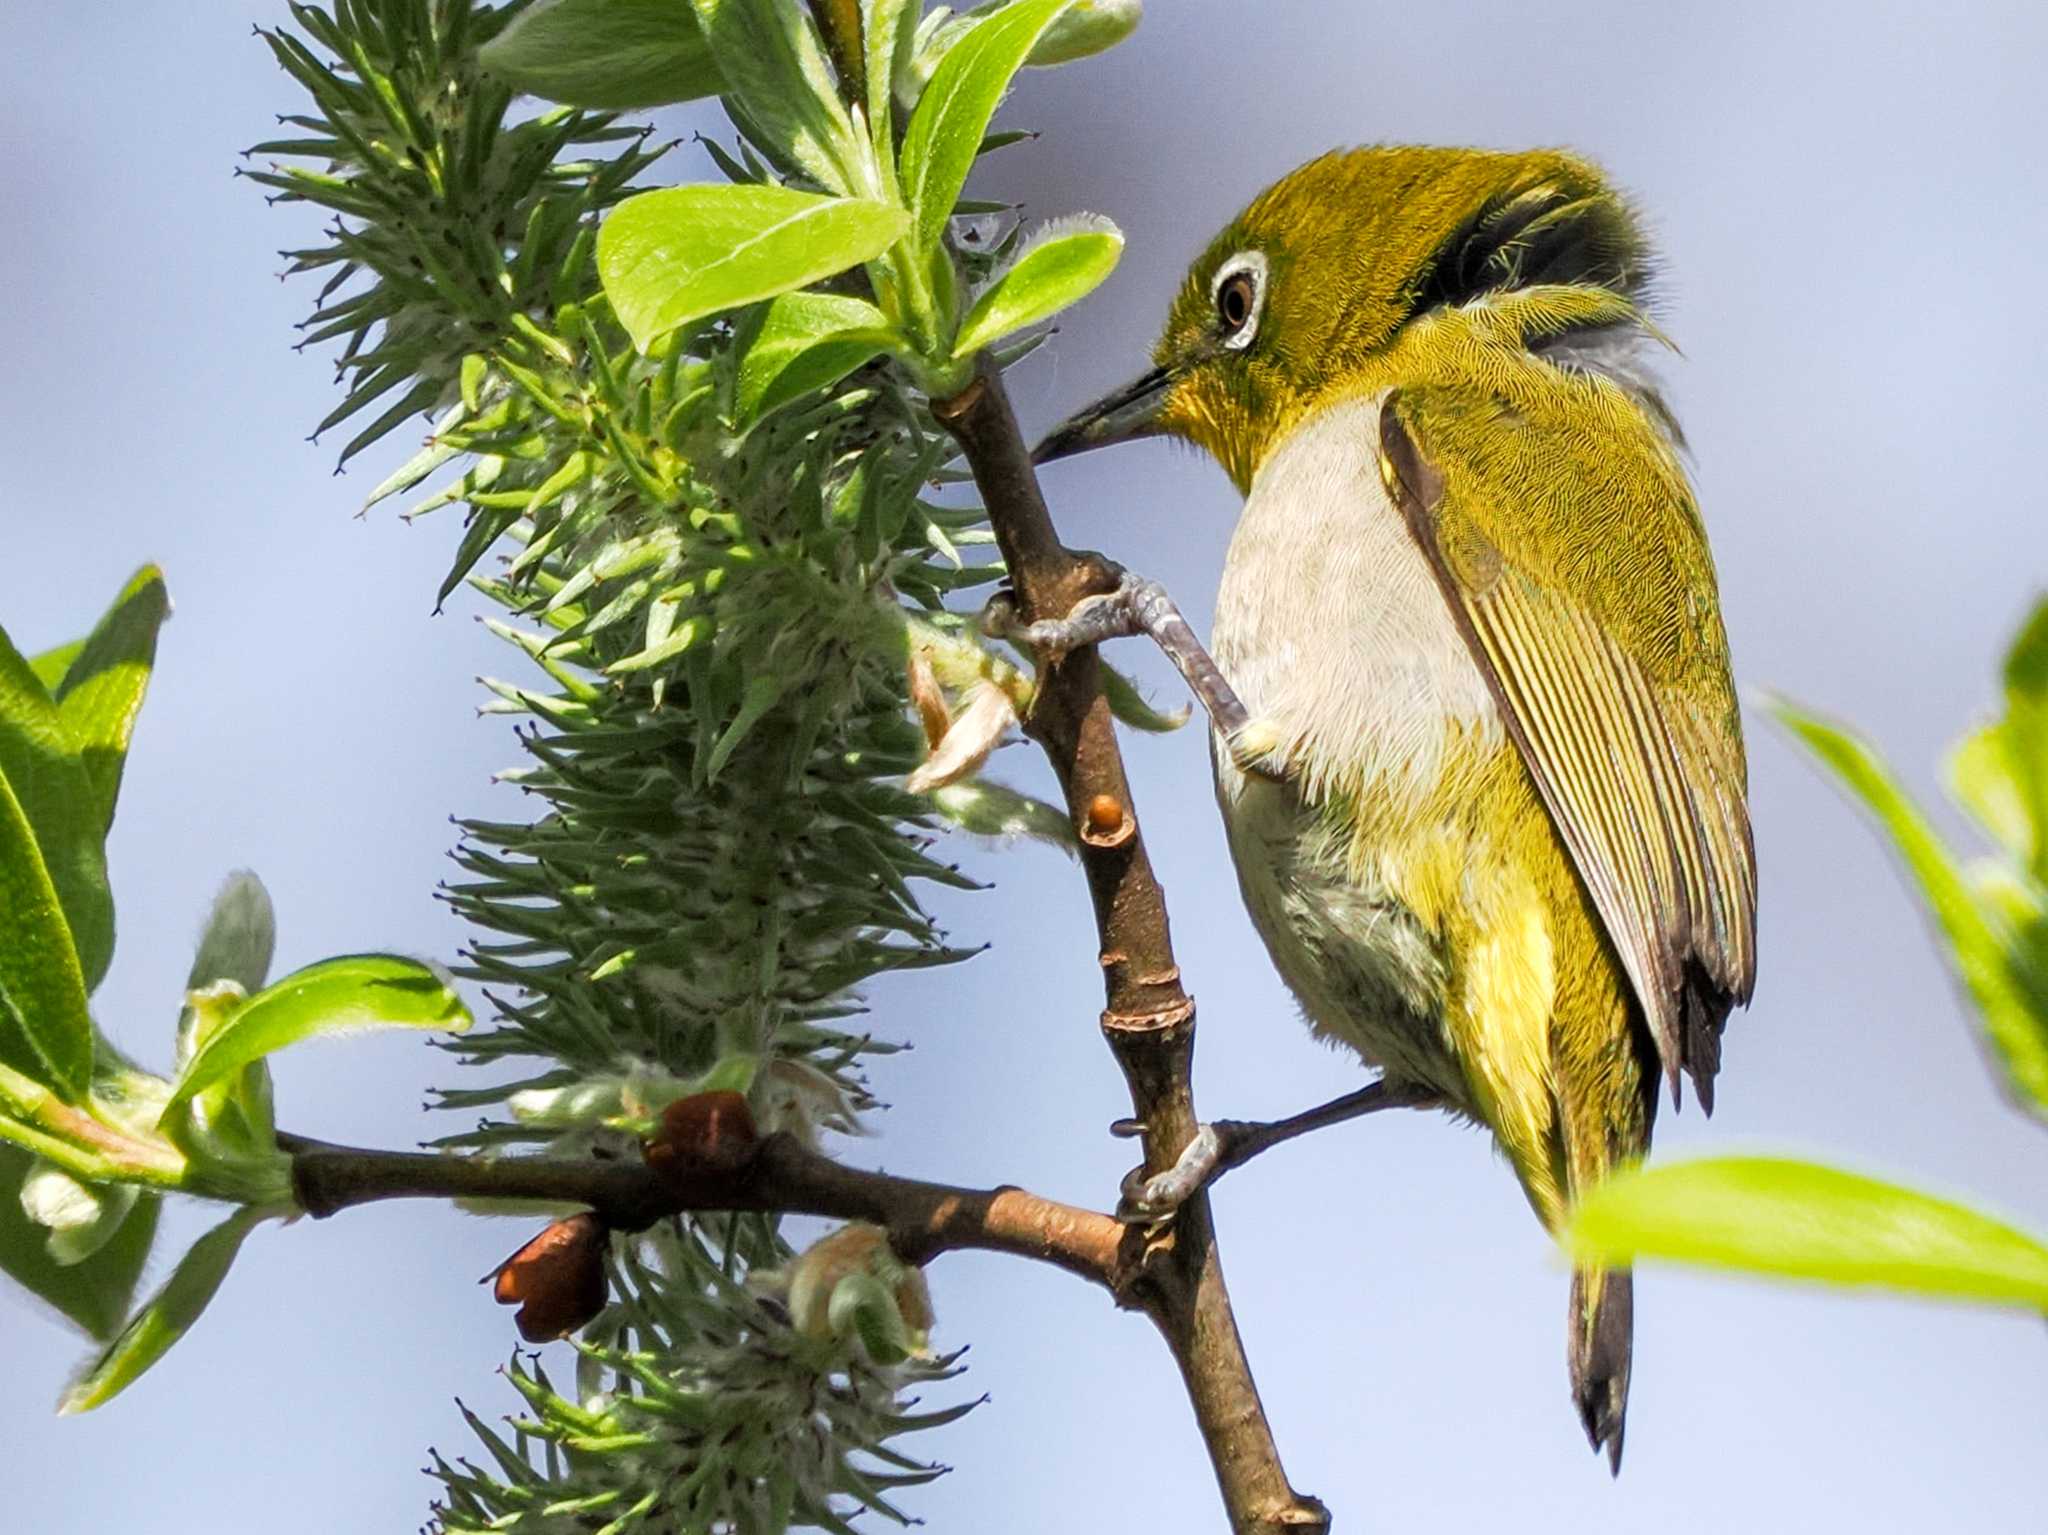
[1568,1264,1634,1473]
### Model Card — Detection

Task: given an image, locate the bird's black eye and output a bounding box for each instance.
[1217,270,1256,334]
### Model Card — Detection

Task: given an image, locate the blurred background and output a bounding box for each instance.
[4,2,2045,1529]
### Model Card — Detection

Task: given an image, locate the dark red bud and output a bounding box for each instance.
[644,1090,758,1180]
[489,1212,608,1342]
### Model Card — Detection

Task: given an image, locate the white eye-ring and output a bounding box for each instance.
[1211,250,1268,351]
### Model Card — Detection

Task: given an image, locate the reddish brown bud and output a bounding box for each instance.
[644,1090,758,1180]
[489,1213,608,1342]
[1081,792,1133,848]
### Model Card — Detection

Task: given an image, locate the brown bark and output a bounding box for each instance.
[285,1130,1130,1292]
[932,361,1328,1535]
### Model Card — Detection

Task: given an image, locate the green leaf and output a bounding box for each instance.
[0,770,94,1101]
[183,871,277,994]
[898,0,1076,255]
[1949,723,2032,861]
[1948,598,2048,883]
[479,0,724,109]
[1769,692,2048,1120]
[1099,658,1190,734]
[598,184,910,353]
[863,0,919,179]
[0,622,114,993]
[0,1143,160,1340]
[735,291,899,425]
[688,0,857,191]
[60,1205,263,1413]
[828,1270,917,1364]
[1025,0,1142,65]
[927,780,1076,850]
[953,216,1121,357]
[164,954,470,1113]
[51,565,170,850]
[1565,1155,2048,1309]
[704,673,786,782]
[28,641,83,694]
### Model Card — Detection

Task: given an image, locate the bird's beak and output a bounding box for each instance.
[1031,364,1175,465]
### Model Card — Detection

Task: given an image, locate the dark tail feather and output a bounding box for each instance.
[1569,1266,1634,1474]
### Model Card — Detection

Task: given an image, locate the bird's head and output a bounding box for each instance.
[1034,146,1655,489]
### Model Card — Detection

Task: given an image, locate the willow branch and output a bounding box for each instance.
[282,1130,1128,1290]
[932,362,1329,1535]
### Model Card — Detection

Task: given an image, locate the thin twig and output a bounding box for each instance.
[282,1130,1130,1291]
[934,361,1329,1535]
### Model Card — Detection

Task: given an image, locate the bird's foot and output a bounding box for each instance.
[980,562,1286,782]
[1110,1119,1245,1223]
[979,578,1140,660]
[1109,1080,1437,1224]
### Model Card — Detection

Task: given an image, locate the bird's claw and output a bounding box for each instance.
[983,566,1291,784]
[1116,1122,1229,1224]
[979,564,1144,661]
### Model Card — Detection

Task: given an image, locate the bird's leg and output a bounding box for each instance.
[981,560,1284,779]
[1111,1080,1439,1222]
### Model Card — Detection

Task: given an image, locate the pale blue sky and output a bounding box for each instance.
[4,3,2046,1531]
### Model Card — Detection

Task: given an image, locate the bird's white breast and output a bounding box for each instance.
[1212,391,1497,803]
[1209,392,1501,1081]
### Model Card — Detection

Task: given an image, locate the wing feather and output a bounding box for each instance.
[1380,392,1756,1107]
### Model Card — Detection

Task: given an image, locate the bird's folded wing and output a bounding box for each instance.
[1379,389,1756,1108]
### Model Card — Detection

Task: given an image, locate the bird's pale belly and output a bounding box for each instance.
[1209,393,1506,1102]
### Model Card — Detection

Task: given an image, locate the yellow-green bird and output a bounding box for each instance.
[1031,146,1757,1466]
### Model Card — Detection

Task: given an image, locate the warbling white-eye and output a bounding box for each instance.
[1024,146,1758,1467]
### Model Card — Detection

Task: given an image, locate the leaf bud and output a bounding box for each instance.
[643,1089,759,1181]
[784,1222,934,1364]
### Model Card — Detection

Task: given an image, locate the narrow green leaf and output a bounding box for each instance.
[440,507,522,610]
[0,1143,160,1340]
[480,0,724,109]
[863,0,918,179]
[705,674,786,782]
[1566,1155,2048,1309]
[1948,598,2048,882]
[1099,659,1190,734]
[598,184,910,353]
[1948,723,2031,861]
[0,623,114,993]
[53,565,170,847]
[735,291,899,425]
[953,217,1121,357]
[164,954,471,1113]
[0,772,93,1101]
[60,1205,263,1413]
[927,780,1076,850]
[898,0,1076,254]
[1768,692,2048,1119]
[689,0,857,190]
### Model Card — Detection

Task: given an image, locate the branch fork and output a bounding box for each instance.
[284,360,1330,1535]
